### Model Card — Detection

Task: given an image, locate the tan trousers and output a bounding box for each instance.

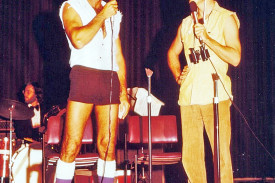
[180,100,233,183]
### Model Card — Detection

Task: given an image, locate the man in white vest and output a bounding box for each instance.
[56,0,130,182]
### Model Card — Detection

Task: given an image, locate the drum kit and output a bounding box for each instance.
[0,99,56,183]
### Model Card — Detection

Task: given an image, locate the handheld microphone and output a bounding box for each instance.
[190,1,203,44]
[190,1,199,24]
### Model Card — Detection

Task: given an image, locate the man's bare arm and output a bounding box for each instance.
[167,24,186,84]
[115,36,130,119]
[62,0,118,49]
[194,15,241,66]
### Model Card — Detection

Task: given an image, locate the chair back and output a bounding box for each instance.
[128,115,178,144]
[45,108,93,145]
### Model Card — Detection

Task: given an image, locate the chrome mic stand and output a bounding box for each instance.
[190,40,221,182]
[213,73,220,183]
[196,39,221,183]
[145,68,153,183]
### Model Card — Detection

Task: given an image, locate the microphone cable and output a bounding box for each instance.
[101,15,115,183]
[208,57,275,162]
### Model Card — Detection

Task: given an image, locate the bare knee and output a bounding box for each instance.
[97,135,116,160]
[60,137,82,162]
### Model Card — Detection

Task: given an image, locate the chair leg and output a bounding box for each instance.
[135,155,138,183]
[124,133,128,183]
[42,135,46,183]
[42,157,46,183]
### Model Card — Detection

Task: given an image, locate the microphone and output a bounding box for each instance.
[190,1,199,24]
[190,1,203,44]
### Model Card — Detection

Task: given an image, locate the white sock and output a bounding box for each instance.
[97,158,116,178]
[55,159,75,180]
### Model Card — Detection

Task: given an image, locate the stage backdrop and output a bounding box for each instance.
[0,0,274,181]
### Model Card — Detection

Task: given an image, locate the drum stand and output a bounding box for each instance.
[8,105,14,183]
[1,137,8,183]
[0,99,34,183]
[1,105,14,183]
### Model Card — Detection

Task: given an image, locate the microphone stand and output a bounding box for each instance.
[199,42,221,183]
[145,68,153,183]
[212,73,220,183]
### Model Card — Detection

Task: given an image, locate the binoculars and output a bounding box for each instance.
[189,44,210,64]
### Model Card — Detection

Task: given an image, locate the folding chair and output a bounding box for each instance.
[42,108,98,183]
[127,115,181,183]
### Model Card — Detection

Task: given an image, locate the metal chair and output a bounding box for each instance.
[127,115,181,183]
[42,108,98,183]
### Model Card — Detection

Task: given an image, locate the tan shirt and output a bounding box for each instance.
[178,2,240,106]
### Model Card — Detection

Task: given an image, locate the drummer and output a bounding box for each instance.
[13,82,44,142]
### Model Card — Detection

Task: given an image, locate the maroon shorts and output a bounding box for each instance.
[68,65,120,105]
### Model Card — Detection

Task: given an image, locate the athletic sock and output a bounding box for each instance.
[55,159,75,183]
[97,158,116,183]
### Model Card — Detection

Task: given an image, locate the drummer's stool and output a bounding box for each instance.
[42,108,98,183]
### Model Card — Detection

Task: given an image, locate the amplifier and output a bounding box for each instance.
[0,133,16,139]
[0,120,14,131]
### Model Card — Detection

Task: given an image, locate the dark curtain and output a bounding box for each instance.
[1,0,274,180]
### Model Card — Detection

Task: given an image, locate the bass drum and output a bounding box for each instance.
[11,143,55,183]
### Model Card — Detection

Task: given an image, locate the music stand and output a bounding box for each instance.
[145,68,153,183]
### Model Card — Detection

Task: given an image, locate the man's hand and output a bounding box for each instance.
[118,94,130,119]
[100,0,118,19]
[194,23,209,43]
[176,66,190,85]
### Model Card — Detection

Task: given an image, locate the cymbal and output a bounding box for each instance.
[0,99,34,120]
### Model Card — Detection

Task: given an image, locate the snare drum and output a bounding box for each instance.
[11,143,55,183]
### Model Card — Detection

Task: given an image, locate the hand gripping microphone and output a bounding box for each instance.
[189,1,203,45]
[189,1,210,61]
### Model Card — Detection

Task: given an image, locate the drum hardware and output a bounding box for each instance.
[0,102,62,183]
[0,99,34,121]
[0,99,34,183]
[7,102,14,183]
[1,137,9,182]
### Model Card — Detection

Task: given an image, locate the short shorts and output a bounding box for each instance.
[68,65,120,105]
